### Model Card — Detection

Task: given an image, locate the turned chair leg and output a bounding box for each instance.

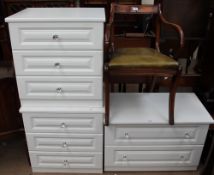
[169,77,176,125]
[169,67,182,125]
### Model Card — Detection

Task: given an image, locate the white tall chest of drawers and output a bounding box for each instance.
[6,8,105,173]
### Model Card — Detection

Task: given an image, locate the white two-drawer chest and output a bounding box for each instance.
[105,93,214,171]
[5,8,105,173]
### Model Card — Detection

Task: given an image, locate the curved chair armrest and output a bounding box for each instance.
[158,5,184,48]
[104,23,114,61]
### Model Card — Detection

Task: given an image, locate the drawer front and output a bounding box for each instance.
[9,22,104,50]
[22,113,103,134]
[13,51,103,76]
[105,145,203,170]
[30,151,102,169]
[17,76,102,100]
[105,125,209,146]
[26,133,102,152]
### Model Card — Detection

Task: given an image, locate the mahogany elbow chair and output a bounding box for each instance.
[104,3,184,126]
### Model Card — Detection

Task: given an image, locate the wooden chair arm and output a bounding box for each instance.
[104,23,114,62]
[158,6,184,48]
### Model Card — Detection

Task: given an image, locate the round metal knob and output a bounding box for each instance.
[180,155,185,160]
[62,142,68,148]
[61,123,67,128]
[63,160,68,166]
[185,133,190,138]
[56,87,63,94]
[54,62,61,69]
[52,34,59,40]
[124,132,129,138]
[123,155,127,160]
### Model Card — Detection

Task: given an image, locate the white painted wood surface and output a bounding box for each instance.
[109,93,214,124]
[5,8,105,22]
[26,133,102,152]
[6,8,105,173]
[22,113,103,134]
[20,106,104,113]
[8,22,104,50]
[17,76,102,100]
[105,145,203,170]
[19,99,103,108]
[13,51,103,76]
[105,93,213,171]
[30,151,103,171]
[105,125,209,146]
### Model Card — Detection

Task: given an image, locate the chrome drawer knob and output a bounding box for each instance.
[123,155,127,160]
[63,160,68,166]
[56,87,63,94]
[124,132,129,138]
[185,133,190,138]
[61,123,67,128]
[53,34,59,40]
[62,142,68,147]
[54,62,61,68]
[180,155,185,160]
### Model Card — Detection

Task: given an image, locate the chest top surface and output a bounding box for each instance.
[5,8,105,23]
[110,93,214,125]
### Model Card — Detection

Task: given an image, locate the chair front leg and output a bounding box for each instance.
[169,67,182,125]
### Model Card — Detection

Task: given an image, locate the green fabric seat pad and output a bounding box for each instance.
[109,48,178,68]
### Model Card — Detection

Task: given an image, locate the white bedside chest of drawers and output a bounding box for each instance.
[6,8,105,173]
[105,93,214,171]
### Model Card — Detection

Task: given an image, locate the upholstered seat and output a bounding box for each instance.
[109,48,178,68]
